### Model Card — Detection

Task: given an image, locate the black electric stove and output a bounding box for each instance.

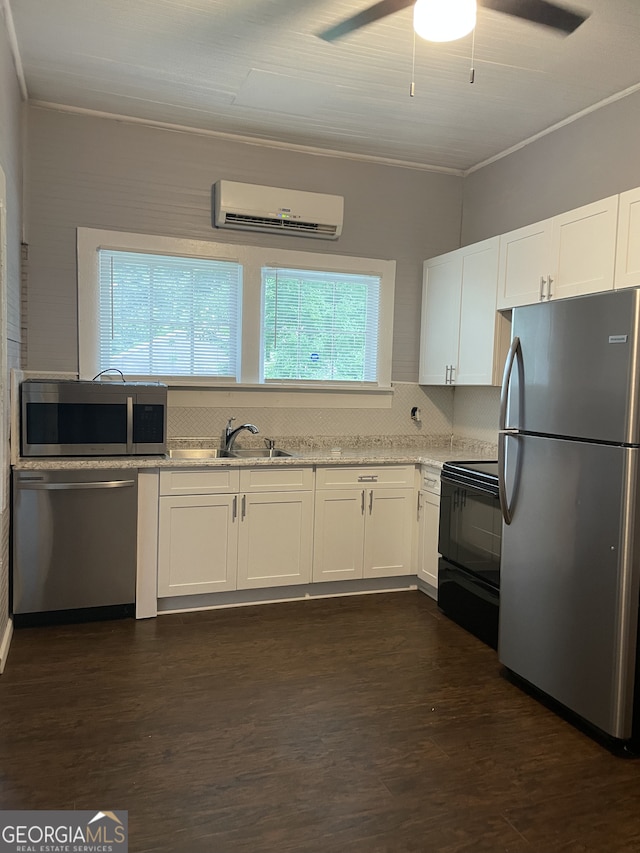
[438,460,501,649]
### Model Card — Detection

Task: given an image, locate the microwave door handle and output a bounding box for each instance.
[126,395,134,453]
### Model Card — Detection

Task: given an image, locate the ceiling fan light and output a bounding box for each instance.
[413,0,477,43]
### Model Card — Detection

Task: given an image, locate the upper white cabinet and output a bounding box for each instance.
[419,236,508,386]
[496,219,553,309]
[497,196,619,309]
[615,187,640,290]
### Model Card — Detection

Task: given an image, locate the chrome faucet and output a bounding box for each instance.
[223,417,259,452]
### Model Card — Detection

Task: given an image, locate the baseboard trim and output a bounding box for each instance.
[158,577,418,615]
[0,617,13,673]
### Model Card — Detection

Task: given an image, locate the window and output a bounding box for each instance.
[78,229,395,391]
[98,250,241,377]
[262,267,380,382]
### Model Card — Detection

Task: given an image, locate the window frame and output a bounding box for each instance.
[77,228,395,391]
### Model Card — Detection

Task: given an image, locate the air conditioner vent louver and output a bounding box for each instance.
[214,180,343,240]
[224,212,338,237]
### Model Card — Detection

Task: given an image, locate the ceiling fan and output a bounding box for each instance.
[318,0,590,43]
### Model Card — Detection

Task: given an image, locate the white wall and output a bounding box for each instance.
[461,88,640,245]
[0,4,24,666]
[25,105,463,383]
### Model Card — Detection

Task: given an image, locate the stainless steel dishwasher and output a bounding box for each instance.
[12,468,138,626]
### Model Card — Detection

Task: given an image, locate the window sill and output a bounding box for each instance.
[167,382,394,409]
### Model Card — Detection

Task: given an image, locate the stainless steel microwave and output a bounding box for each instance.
[21,379,167,457]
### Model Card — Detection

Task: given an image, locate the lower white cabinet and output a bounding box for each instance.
[363,488,415,578]
[417,465,441,591]
[312,489,365,582]
[157,466,314,597]
[157,463,420,600]
[313,466,416,582]
[158,493,239,596]
[236,491,314,589]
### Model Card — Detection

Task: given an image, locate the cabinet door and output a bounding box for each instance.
[313,489,366,582]
[456,237,501,385]
[417,490,440,591]
[615,187,640,290]
[237,491,313,589]
[418,253,461,385]
[158,494,238,597]
[364,488,415,579]
[551,195,618,300]
[497,219,553,309]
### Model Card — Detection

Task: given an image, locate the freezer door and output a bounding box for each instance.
[499,434,640,739]
[507,289,640,443]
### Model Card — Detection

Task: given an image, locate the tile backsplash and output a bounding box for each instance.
[452,386,500,447]
[169,381,499,450]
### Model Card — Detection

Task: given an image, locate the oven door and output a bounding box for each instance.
[438,477,501,588]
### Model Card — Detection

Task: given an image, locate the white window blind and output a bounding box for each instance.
[97,250,241,377]
[262,267,380,382]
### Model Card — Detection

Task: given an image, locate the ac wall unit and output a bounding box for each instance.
[213,180,344,240]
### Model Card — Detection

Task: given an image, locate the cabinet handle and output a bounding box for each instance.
[369,490,374,514]
[539,275,547,301]
[445,365,450,384]
[232,495,237,521]
[358,475,378,482]
[417,491,422,518]
[241,494,246,519]
[449,365,456,384]
[547,274,553,299]
[361,489,365,514]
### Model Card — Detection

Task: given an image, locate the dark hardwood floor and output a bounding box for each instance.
[1,591,639,853]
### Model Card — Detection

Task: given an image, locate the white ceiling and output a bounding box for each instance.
[7,0,640,173]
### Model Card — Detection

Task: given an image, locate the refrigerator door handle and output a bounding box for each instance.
[499,336,521,433]
[498,431,515,525]
[498,335,521,525]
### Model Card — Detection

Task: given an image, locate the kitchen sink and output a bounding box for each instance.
[226,448,295,458]
[167,448,221,459]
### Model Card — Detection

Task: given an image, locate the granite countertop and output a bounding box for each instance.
[12,444,497,471]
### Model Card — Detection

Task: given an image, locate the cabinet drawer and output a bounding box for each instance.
[160,467,240,496]
[421,465,441,495]
[315,465,415,490]
[239,466,314,492]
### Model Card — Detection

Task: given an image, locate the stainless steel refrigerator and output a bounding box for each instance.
[498,287,640,748]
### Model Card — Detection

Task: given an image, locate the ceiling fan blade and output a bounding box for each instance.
[317,0,415,42]
[479,0,589,34]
